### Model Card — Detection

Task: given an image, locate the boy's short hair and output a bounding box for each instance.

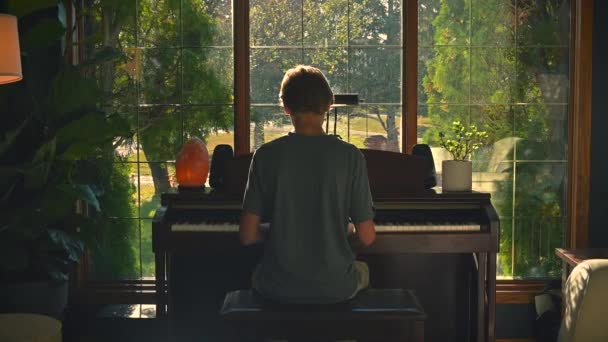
[279,65,334,115]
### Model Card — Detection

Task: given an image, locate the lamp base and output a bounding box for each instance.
[178,185,206,192]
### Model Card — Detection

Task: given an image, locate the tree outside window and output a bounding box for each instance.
[84,0,570,280]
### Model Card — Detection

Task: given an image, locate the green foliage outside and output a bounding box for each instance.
[250,0,402,150]
[85,158,139,279]
[88,0,569,280]
[83,0,235,278]
[421,0,569,278]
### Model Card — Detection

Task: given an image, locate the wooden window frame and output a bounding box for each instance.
[495,0,594,304]
[233,0,418,155]
[69,0,592,305]
[567,0,593,250]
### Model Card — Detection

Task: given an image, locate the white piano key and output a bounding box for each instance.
[171,223,480,232]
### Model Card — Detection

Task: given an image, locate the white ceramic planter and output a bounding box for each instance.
[442,160,472,192]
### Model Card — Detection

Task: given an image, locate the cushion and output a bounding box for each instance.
[221,288,426,321]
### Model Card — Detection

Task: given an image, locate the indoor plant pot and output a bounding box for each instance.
[0,1,129,321]
[438,121,487,192]
[442,160,472,192]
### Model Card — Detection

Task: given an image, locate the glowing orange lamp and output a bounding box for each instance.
[0,14,22,85]
[175,138,210,190]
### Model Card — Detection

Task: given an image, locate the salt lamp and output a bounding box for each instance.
[175,138,210,188]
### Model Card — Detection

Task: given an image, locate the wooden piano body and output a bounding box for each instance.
[152,149,499,342]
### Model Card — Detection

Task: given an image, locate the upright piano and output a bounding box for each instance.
[152,148,499,342]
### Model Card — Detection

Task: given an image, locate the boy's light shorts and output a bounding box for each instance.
[350,260,370,299]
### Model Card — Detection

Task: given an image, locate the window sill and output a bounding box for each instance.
[73,279,551,305]
[73,279,159,305]
[496,280,549,304]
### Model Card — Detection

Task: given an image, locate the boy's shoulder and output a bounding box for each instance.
[254,135,290,154]
[255,134,361,159]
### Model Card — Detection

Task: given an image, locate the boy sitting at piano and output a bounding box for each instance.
[239,65,376,304]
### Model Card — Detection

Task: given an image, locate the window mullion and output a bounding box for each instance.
[234,0,251,155]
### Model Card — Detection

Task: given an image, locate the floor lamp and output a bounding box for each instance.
[0,14,22,85]
[326,94,359,138]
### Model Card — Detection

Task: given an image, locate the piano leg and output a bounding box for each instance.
[488,252,496,342]
[477,252,487,342]
[155,251,167,318]
[414,320,425,342]
[167,253,173,316]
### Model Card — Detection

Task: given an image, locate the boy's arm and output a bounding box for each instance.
[354,219,376,246]
[348,220,376,253]
[240,150,266,246]
[349,149,376,250]
[239,211,264,245]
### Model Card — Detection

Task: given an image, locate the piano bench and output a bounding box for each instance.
[220,288,426,342]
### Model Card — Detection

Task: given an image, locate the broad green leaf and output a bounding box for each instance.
[101,0,136,10]
[49,68,99,117]
[59,142,100,160]
[108,114,134,138]
[57,2,66,28]
[32,137,57,164]
[23,163,51,190]
[74,184,101,212]
[21,19,66,51]
[48,229,84,255]
[0,118,29,156]
[56,112,121,159]
[8,0,58,17]
[73,32,104,46]
[78,47,125,69]
[56,113,108,147]
[39,184,100,219]
[23,138,56,190]
[40,184,76,220]
[0,167,21,203]
[42,255,69,282]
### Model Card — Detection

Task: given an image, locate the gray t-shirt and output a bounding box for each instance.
[242,132,374,303]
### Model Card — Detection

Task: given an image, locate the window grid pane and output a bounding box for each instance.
[419,0,571,279]
[249,0,403,151]
[89,0,234,280]
[90,0,571,281]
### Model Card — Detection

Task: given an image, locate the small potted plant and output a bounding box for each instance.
[439,121,488,192]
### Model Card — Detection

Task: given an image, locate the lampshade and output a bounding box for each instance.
[331,94,359,108]
[0,14,22,85]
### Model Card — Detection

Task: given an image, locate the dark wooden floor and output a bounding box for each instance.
[64,309,165,342]
[64,251,478,342]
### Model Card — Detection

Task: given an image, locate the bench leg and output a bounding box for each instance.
[413,320,424,342]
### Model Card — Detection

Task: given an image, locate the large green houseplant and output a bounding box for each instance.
[0,0,129,316]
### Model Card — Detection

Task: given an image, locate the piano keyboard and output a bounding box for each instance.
[171,223,481,232]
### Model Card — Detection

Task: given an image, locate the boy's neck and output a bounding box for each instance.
[291,112,326,136]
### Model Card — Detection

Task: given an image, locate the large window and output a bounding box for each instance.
[418,0,570,278]
[88,0,570,281]
[248,0,403,152]
[88,0,234,280]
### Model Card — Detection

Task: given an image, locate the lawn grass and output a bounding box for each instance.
[140,219,154,277]
[206,131,234,154]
